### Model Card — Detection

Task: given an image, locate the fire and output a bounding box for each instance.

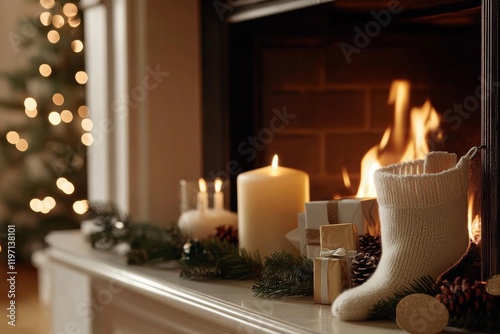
[468,193,481,245]
[353,79,480,244]
[356,80,440,197]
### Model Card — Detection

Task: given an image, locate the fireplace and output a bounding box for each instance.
[200,0,499,279]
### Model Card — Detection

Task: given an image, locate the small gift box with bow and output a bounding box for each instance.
[301,198,379,259]
[313,223,357,305]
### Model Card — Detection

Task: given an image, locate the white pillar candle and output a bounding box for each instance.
[237,155,310,259]
[197,178,208,211]
[214,178,224,211]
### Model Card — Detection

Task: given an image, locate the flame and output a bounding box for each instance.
[341,166,352,191]
[272,154,279,169]
[214,178,222,193]
[468,193,481,244]
[356,80,440,197]
[198,178,207,193]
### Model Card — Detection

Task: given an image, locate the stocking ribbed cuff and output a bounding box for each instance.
[375,152,470,209]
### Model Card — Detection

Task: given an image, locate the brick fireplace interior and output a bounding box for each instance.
[201,0,499,278]
[225,1,481,201]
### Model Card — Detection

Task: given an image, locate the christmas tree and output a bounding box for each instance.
[0,0,88,260]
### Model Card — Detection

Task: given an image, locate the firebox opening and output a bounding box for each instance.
[227,1,480,212]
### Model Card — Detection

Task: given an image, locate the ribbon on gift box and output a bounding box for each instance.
[315,247,355,305]
[320,247,357,258]
[305,200,339,245]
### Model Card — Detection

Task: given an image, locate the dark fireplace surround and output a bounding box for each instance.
[200,0,499,279]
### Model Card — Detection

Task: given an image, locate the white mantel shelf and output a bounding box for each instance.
[46,230,404,334]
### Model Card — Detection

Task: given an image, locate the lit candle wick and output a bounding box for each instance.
[272,154,279,170]
[197,178,208,211]
[214,178,223,211]
[215,179,222,193]
[199,178,207,193]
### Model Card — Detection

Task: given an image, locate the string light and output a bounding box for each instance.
[56,177,75,195]
[40,12,52,26]
[43,196,56,209]
[71,40,83,53]
[30,196,56,214]
[63,3,78,17]
[61,110,73,123]
[16,139,29,152]
[48,111,62,125]
[40,0,55,9]
[73,200,89,214]
[81,118,93,131]
[62,183,75,195]
[56,177,68,189]
[24,97,37,110]
[47,30,60,44]
[30,199,43,212]
[81,133,93,146]
[52,93,64,106]
[68,17,81,28]
[6,131,20,144]
[75,71,88,84]
[25,109,38,118]
[52,14,65,28]
[39,64,52,77]
[78,105,89,118]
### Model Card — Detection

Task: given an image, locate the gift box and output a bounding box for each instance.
[302,198,380,258]
[313,223,358,305]
[314,257,349,305]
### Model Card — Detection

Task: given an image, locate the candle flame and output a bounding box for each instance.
[271,154,279,169]
[198,178,207,193]
[214,178,222,193]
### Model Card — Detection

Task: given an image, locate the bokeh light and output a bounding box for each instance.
[47,30,60,43]
[49,111,62,125]
[75,71,88,84]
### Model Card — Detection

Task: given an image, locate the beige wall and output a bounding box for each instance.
[143,0,202,224]
[84,0,202,225]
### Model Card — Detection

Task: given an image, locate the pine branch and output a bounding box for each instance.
[369,275,439,320]
[252,251,314,298]
[86,201,129,225]
[179,238,263,280]
[127,224,185,265]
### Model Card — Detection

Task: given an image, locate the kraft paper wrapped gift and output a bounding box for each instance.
[314,257,349,305]
[313,223,357,305]
[302,198,380,255]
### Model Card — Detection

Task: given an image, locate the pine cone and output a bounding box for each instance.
[437,277,497,316]
[350,252,378,287]
[212,225,238,245]
[358,233,382,258]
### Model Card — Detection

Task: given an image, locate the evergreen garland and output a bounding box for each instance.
[179,238,262,280]
[86,202,184,265]
[84,201,500,332]
[252,251,314,298]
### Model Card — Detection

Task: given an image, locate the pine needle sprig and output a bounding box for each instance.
[369,275,439,320]
[217,243,262,280]
[252,251,314,298]
[86,201,131,250]
[179,238,263,280]
[127,224,185,265]
[86,201,129,226]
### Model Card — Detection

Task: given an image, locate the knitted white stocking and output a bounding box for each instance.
[332,151,471,321]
